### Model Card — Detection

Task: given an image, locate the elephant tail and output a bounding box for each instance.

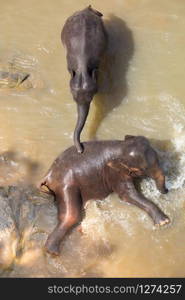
[37,175,54,196]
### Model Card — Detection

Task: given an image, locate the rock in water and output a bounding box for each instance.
[0,52,45,92]
[0,188,18,272]
[0,185,60,277]
[0,71,30,89]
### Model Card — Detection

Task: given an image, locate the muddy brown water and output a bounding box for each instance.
[0,0,185,277]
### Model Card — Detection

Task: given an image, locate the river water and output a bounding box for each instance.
[0,0,185,277]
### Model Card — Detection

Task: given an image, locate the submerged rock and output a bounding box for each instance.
[0,71,30,89]
[0,185,110,278]
[0,188,18,273]
[0,185,58,277]
[0,53,44,92]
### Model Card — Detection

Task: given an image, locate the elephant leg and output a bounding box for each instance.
[76,224,83,234]
[45,186,82,255]
[114,180,170,227]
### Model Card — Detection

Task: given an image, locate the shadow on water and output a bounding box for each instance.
[88,14,134,139]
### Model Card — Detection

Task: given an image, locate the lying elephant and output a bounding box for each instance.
[39,135,170,255]
[61,5,107,153]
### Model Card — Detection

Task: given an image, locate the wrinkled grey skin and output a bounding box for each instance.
[61,5,107,153]
[40,135,170,255]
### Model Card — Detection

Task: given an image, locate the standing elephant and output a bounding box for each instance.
[39,135,170,255]
[61,5,107,153]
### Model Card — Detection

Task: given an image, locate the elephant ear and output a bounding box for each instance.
[107,159,141,176]
[107,160,123,172]
[124,135,135,141]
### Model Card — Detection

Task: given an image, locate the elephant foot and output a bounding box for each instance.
[153,213,170,227]
[45,239,61,256]
[76,224,83,234]
[160,187,168,194]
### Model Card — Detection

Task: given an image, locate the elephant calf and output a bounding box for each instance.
[40,135,170,255]
[61,5,107,153]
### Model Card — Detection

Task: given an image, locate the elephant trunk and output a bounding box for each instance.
[149,166,168,194]
[74,102,90,153]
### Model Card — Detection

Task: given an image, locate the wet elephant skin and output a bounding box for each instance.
[61,5,107,153]
[40,135,170,255]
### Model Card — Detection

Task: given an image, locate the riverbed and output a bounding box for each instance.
[0,0,185,277]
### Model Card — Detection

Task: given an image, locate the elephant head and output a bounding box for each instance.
[107,135,168,194]
[69,64,98,153]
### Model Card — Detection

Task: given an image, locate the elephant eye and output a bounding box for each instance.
[88,68,93,77]
[88,67,98,77]
[70,70,76,78]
